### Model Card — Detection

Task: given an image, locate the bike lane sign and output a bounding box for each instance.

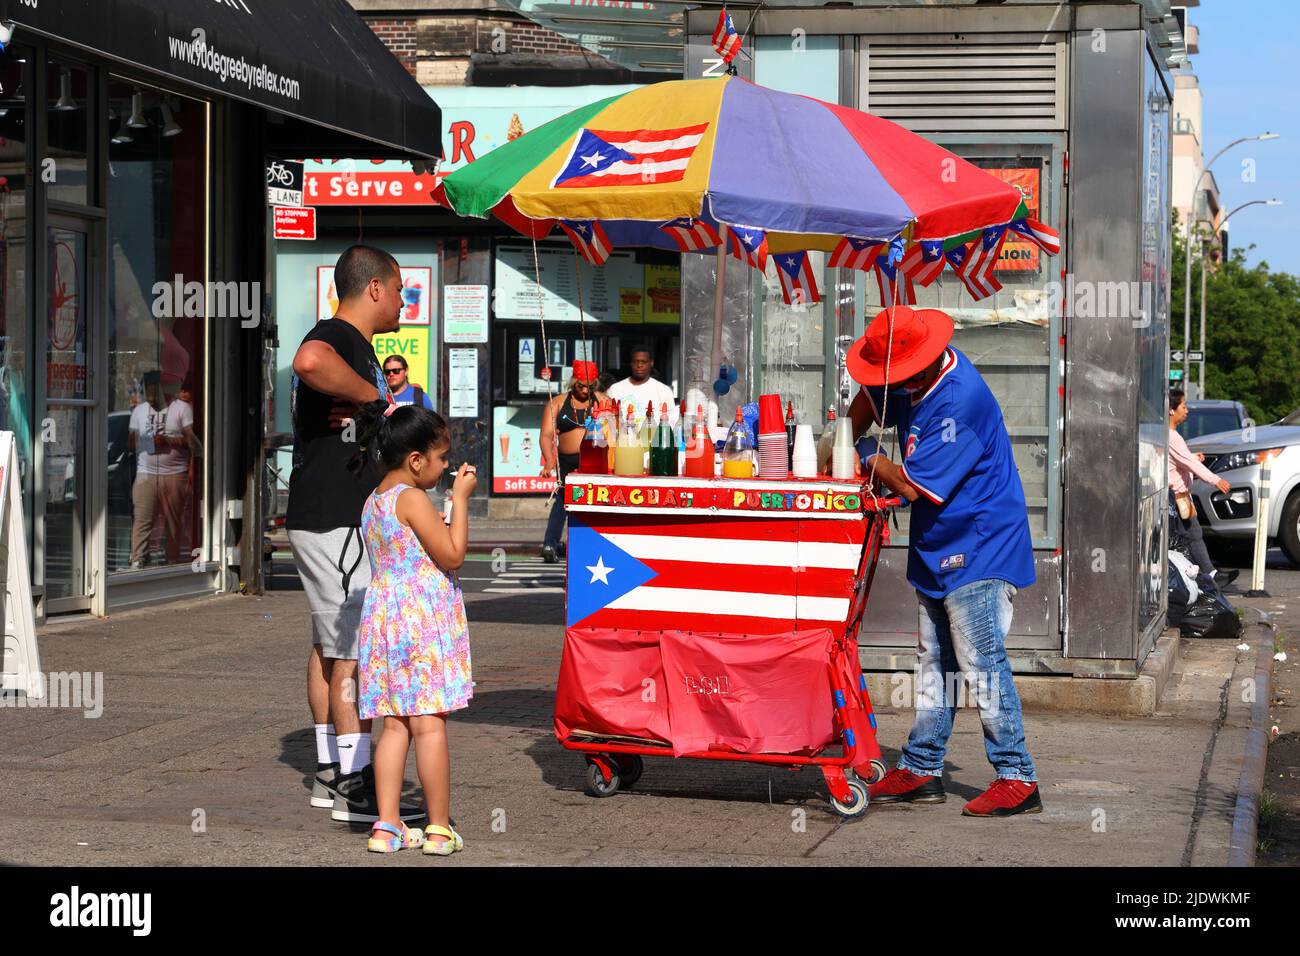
[266,160,305,208]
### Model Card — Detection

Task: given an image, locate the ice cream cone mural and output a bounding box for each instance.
[507,114,525,142]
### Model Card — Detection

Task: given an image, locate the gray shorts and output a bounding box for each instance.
[288,527,371,660]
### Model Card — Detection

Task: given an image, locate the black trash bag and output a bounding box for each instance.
[1179,589,1241,640]
[1168,565,1192,628]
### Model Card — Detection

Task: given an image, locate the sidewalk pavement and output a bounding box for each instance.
[0,559,1274,867]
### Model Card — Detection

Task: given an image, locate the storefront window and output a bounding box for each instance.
[106,79,207,574]
[46,59,91,207]
[0,52,32,542]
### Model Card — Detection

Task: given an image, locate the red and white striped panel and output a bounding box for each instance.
[576,514,868,635]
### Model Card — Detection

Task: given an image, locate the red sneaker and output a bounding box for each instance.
[868,768,946,804]
[962,779,1042,817]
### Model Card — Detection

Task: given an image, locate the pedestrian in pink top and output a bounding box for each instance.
[1169,389,1237,587]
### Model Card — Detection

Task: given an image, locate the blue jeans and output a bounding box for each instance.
[543,453,579,550]
[897,578,1037,783]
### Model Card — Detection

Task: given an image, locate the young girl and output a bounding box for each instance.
[348,400,475,855]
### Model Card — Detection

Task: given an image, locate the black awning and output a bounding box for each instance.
[0,0,440,159]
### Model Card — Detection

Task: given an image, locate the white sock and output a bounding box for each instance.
[337,732,371,775]
[314,723,337,766]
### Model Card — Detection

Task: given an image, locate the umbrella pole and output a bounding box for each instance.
[711,242,727,389]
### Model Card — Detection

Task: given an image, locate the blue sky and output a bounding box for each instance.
[1191,0,1299,275]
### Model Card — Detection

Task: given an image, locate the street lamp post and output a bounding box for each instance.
[1197,198,1284,392]
[1181,133,1279,390]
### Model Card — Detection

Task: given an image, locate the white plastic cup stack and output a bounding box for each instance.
[791,424,817,478]
[831,415,857,480]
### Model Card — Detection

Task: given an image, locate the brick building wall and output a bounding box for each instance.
[361,12,588,82]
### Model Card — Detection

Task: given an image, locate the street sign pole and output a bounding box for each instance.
[1247,453,1273,597]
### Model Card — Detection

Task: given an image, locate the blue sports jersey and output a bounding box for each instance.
[864,347,1035,598]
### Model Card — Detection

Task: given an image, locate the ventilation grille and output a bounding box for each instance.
[865,39,1067,132]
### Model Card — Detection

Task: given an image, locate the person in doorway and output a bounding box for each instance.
[1169,388,1236,587]
[383,354,434,409]
[846,306,1042,817]
[287,244,422,825]
[127,370,167,569]
[607,345,678,428]
[539,359,603,563]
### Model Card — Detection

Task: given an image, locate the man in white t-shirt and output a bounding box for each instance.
[128,372,197,568]
[607,346,678,428]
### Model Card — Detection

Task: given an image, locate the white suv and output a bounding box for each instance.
[1187,408,1300,567]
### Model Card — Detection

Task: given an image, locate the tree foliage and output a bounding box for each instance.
[1171,215,1300,424]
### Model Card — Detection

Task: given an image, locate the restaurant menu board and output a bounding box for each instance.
[443,284,489,343]
[494,243,679,324]
[492,405,555,495]
[448,348,478,418]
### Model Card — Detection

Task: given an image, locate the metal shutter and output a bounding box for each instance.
[863,36,1068,132]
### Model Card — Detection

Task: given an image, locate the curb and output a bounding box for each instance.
[1228,607,1276,867]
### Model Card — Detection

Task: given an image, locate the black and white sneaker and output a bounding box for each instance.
[331,764,425,823]
[311,762,341,809]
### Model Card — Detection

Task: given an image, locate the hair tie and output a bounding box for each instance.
[383,403,398,418]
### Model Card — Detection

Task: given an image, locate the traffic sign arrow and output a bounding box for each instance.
[1171,350,1185,363]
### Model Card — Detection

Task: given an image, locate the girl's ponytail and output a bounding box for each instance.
[347,399,391,478]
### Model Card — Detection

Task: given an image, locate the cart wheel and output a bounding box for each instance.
[830,778,870,818]
[612,754,643,788]
[867,759,888,785]
[583,758,621,798]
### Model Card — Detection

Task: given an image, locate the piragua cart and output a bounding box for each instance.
[435,74,1060,815]
[555,476,898,816]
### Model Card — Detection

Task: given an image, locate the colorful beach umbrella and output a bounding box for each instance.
[438,76,1049,265]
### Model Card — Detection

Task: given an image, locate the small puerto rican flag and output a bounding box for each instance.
[660,217,722,253]
[828,237,887,272]
[773,251,820,306]
[559,219,613,266]
[712,8,743,63]
[874,253,916,306]
[899,239,947,287]
[948,240,1002,300]
[726,224,769,272]
[1006,218,1061,256]
[965,225,1009,281]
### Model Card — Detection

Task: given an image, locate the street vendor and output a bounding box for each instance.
[845,305,1041,818]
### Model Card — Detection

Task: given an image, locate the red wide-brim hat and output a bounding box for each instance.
[846,306,954,387]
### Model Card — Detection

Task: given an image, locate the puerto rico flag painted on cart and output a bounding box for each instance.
[552,125,709,189]
[565,515,865,634]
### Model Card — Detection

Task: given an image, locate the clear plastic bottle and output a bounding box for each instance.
[614,402,647,476]
[578,401,609,474]
[815,406,837,475]
[650,402,678,477]
[684,403,714,478]
[722,406,755,479]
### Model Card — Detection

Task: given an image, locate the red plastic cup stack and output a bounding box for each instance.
[757,393,789,479]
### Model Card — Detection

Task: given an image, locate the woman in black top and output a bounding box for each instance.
[540,359,604,562]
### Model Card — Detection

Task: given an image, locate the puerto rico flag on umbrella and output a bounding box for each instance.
[726,224,769,272]
[899,239,947,287]
[774,251,820,305]
[660,217,722,252]
[712,8,743,63]
[829,237,887,271]
[1007,218,1060,255]
[552,125,708,189]
[966,225,1008,281]
[559,219,613,265]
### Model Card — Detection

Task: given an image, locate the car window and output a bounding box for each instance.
[1179,409,1242,441]
[1279,408,1300,426]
